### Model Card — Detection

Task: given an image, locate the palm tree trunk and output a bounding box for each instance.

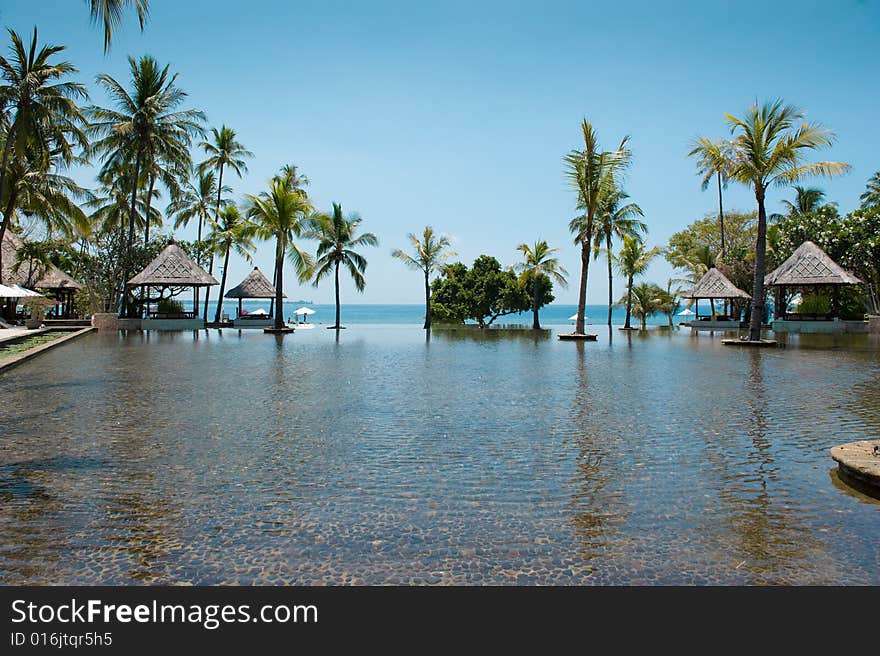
[144,172,156,243]
[423,269,431,330]
[334,260,341,328]
[0,122,16,232]
[532,274,540,330]
[203,163,225,323]
[606,233,613,327]
[269,240,279,319]
[624,274,633,329]
[0,193,16,284]
[273,236,284,330]
[748,188,768,341]
[575,239,590,334]
[641,313,647,331]
[214,242,231,324]
[717,171,725,255]
[121,152,143,317]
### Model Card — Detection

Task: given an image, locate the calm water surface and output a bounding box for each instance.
[1,325,878,585]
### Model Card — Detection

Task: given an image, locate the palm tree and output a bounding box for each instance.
[860,172,880,209]
[688,137,734,254]
[209,205,255,323]
[0,27,88,280]
[86,0,150,52]
[779,186,828,217]
[565,119,631,335]
[622,282,664,330]
[722,100,849,341]
[513,240,568,330]
[198,125,253,321]
[391,226,456,330]
[614,234,660,330]
[593,188,645,326]
[311,203,378,329]
[12,239,54,288]
[654,279,682,328]
[87,55,204,312]
[246,176,314,330]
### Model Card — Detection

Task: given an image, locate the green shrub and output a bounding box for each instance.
[157,297,184,314]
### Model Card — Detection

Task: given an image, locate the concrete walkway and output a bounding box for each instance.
[831,440,880,494]
[0,327,93,373]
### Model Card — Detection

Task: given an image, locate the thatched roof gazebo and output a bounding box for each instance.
[682,267,750,324]
[765,241,862,325]
[224,266,284,327]
[128,242,217,329]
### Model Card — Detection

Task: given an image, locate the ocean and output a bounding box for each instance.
[183,300,681,326]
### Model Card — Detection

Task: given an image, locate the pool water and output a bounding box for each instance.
[0,325,878,584]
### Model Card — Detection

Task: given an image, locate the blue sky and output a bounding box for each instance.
[4,1,879,303]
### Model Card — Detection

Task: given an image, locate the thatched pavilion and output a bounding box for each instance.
[765,241,865,333]
[34,267,83,318]
[128,242,217,330]
[224,266,284,328]
[682,267,750,329]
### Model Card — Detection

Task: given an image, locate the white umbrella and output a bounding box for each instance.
[676,308,695,316]
[568,313,581,321]
[294,306,315,316]
[0,284,42,298]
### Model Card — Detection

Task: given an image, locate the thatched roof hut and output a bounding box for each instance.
[683,267,751,300]
[35,266,83,291]
[2,231,83,318]
[128,243,218,288]
[765,241,862,287]
[225,267,280,299]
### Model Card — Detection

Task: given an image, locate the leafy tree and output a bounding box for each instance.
[391,226,456,329]
[310,203,378,329]
[431,255,546,328]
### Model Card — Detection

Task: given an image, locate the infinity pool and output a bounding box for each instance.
[1,326,878,584]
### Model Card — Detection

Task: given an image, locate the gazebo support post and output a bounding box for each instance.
[238,298,242,320]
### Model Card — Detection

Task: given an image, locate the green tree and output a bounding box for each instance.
[654,279,682,328]
[87,55,204,313]
[614,235,660,330]
[391,226,456,330]
[688,137,734,254]
[513,240,568,329]
[564,119,631,335]
[859,171,880,209]
[12,239,54,288]
[779,186,829,217]
[87,0,150,52]
[618,281,664,330]
[311,203,378,329]
[209,205,255,323]
[246,175,314,330]
[198,125,252,321]
[431,256,540,328]
[721,99,849,340]
[592,187,645,326]
[0,27,88,281]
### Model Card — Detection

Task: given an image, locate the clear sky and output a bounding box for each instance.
[3,1,879,303]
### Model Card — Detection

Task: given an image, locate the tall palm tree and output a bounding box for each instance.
[209,205,255,323]
[722,100,849,341]
[565,119,631,335]
[0,27,88,279]
[198,125,252,321]
[87,0,150,52]
[688,137,734,254]
[614,234,661,330]
[391,226,456,330]
[860,171,880,209]
[311,203,378,329]
[87,55,204,312]
[592,188,645,326]
[513,240,568,330]
[246,176,314,330]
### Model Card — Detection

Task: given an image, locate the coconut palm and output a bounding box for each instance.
[722,100,850,341]
[614,234,661,330]
[622,282,664,330]
[0,27,88,279]
[654,279,682,328]
[87,55,204,314]
[860,172,880,209]
[565,119,631,335]
[12,240,54,288]
[592,188,645,326]
[246,177,314,330]
[513,240,568,330]
[688,137,734,254]
[311,203,378,329]
[87,0,150,52]
[209,205,255,323]
[391,226,456,330]
[198,125,252,320]
[779,186,829,217]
